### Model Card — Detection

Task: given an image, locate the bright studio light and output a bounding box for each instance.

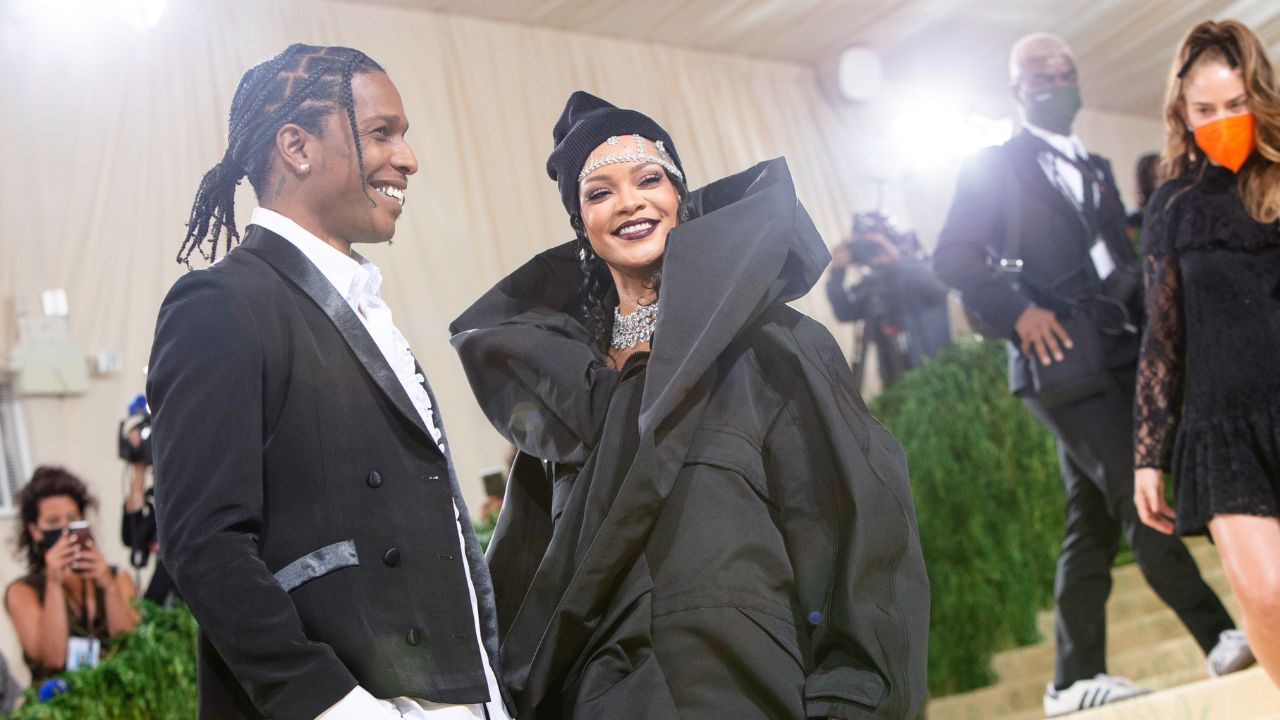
[888,97,1012,172]
[8,0,167,33]
[116,0,167,31]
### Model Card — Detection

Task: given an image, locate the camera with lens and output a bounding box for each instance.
[117,394,152,466]
[846,212,917,265]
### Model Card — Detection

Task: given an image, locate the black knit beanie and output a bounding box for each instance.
[546,91,684,215]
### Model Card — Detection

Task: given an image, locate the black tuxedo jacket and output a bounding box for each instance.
[147,227,509,720]
[934,130,1141,393]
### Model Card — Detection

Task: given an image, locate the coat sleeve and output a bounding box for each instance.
[450,310,620,464]
[764,318,929,720]
[148,269,357,720]
[934,147,1031,338]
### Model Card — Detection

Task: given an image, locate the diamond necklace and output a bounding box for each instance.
[611,301,658,349]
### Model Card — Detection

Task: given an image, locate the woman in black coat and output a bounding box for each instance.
[451,92,928,719]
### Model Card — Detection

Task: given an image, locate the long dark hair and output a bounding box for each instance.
[571,171,692,352]
[177,44,385,267]
[15,466,97,574]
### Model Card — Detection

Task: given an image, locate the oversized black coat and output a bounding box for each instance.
[451,159,928,719]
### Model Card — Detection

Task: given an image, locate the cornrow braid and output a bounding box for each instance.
[177,44,384,267]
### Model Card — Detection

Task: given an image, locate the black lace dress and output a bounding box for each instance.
[1134,164,1280,535]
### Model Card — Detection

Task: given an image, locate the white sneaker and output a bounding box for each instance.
[1207,629,1256,677]
[1043,673,1151,716]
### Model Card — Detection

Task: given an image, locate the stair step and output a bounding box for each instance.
[927,537,1253,719]
[997,594,1243,683]
[1071,666,1280,720]
[1035,570,1235,641]
[929,667,1209,720]
[1107,536,1219,595]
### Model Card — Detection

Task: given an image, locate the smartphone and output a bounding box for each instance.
[67,521,93,548]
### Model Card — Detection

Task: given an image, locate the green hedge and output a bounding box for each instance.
[6,603,196,719]
[870,340,1064,697]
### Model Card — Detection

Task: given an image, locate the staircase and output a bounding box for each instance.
[926,537,1280,719]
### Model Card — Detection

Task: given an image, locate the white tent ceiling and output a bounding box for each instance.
[347,0,1280,117]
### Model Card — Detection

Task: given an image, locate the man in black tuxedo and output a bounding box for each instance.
[148,45,512,720]
[935,33,1249,716]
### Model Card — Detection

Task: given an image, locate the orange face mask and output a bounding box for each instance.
[1193,113,1255,172]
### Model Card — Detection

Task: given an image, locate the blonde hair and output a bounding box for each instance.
[1160,20,1280,223]
[1008,32,1074,83]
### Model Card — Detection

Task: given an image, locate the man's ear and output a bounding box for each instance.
[275,123,313,176]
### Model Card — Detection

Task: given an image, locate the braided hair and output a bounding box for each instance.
[178,44,385,267]
[572,171,692,352]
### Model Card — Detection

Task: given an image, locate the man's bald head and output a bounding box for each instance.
[1009,33,1076,84]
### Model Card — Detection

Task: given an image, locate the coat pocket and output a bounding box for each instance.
[273,539,359,593]
[736,605,805,671]
[683,425,770,505]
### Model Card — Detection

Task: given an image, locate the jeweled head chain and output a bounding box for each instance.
[578,134,684,184]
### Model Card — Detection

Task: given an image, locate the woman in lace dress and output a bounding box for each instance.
[1133,20,1280,684]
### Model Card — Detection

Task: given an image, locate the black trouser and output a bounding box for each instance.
[1024,365,1234,689]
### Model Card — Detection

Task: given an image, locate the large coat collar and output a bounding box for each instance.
[452,157,828,443]
[236,226,443,453]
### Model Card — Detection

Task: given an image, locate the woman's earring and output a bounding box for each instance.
[298,163,310,176]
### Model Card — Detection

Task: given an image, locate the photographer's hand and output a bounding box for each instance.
[43,533,77,586]
[73,540,112,588]
[868,233,902,266]
[1015,303,1073,365]
[75,538,142,635]
[125,463,147,513]
[830,244,853,269]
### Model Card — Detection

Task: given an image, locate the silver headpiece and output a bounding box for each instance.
[578,134,684,184]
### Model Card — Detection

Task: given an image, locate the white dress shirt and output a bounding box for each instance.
[249,208,510,720]
[1024,122,1092,207]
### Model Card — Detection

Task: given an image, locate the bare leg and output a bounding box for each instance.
[1207,514,1280,686]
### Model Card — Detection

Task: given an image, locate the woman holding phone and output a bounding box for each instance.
[5,467,139,682]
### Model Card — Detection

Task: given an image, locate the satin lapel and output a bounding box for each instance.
[413,357,507,697]
[1008,131,1090,232]
[238,227,438,448]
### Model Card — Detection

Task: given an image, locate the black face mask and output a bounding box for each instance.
[37,527,64,555]
[1024,84,1082,136]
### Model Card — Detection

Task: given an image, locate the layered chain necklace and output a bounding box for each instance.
[611,301,659,349]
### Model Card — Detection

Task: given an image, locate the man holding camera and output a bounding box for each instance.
[118,396,177,606]
[934,33,1248,716]
[826,213,950,390]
